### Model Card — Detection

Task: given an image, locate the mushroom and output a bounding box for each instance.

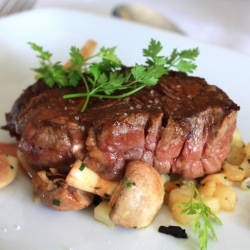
[109,161,164,228]
[66,159,119,199]
[0,154,18,189]
[32,169,94,211]
[66,159,164,228]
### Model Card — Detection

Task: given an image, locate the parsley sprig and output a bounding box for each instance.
[29,39,199,112]
[178,183,222,250]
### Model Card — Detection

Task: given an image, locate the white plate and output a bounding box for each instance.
[0,8,249,250]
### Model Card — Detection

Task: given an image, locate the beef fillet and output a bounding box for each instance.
[3,71,240,180]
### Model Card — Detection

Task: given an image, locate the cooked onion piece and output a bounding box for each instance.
[0,154,18,189]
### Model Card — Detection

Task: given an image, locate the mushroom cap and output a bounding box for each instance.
[109,160,164,228]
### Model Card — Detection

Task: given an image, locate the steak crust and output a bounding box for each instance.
[3,71,240,180]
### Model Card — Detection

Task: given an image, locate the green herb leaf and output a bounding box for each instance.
[52,199,61,207]
[178,183,222,250]
[143,39,167,66]
[29,39,199,112]
[69,46,85,68]
[28,42,52,61]
[79,164,86,171]
[126,182,136,189]
[175,60,197,73]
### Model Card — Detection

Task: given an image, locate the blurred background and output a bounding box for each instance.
[1,0,250,56]
[36,0,250,56]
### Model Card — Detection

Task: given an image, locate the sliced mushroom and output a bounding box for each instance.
[32,170,94,211]
[109,160,164,228]
[66,159,119,199]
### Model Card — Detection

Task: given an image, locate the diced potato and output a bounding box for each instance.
[226,128,245,165]
[171,202,196,225]
[168,184,193,210]
[164,180,183,205]
[223,162,246,182]
[94,201,115,228]
[200,173,232,186]
[199,173,237,212]
[167,182,197,225]
[227,141,245,165]
[198,181,217,197]
[203,196,221,214]
[0,154,18,189]
[213,184,237,211]
[226,145,245,165]
[240,156,250,178]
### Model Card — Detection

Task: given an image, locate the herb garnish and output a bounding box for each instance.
[29,39,199,112]
[122,176,136,189]
[178,183,222,250]
[126,182,136,189]
[79,163,86,171]
[52,199,61,207]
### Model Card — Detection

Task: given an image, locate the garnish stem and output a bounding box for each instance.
[178,183,222,250]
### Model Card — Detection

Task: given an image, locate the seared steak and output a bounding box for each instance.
[3,71,240,180]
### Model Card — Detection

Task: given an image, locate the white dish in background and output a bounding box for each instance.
[0,8,249,250]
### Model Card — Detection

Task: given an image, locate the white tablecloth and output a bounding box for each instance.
[34,0,250,57]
